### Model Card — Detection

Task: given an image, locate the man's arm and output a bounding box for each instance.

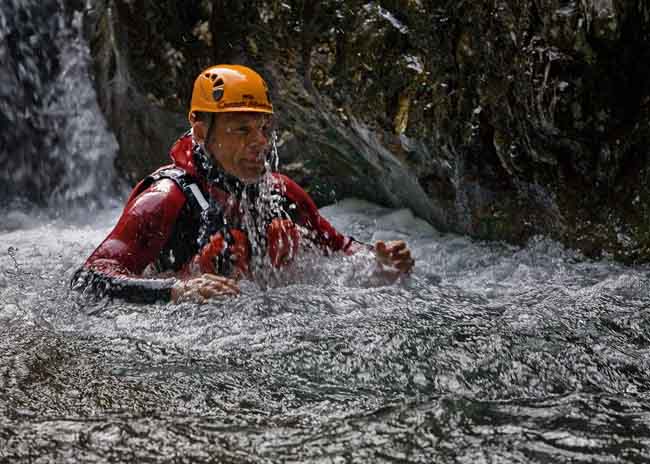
[73,179,241,303]
[71,179,199,303]
[71,265,178,303]
[275,174,356,253]
[276,174,414,274]
[72,179,186,302]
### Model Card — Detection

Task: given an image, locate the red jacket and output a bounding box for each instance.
[72,134,354,302]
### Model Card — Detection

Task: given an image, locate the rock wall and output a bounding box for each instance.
[87,0,650,261]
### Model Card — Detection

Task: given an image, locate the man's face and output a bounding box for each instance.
[203,112,273,183]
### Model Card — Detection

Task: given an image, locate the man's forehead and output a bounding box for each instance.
[218,112,272,125]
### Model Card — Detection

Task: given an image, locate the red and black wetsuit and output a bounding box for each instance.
[72,133,355,303]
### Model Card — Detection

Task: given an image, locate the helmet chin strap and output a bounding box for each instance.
[196,113,224,174]
[204,112,217,152]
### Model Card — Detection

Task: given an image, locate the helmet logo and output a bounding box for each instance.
[210,76,225,101]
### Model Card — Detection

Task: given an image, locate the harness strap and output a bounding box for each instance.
[147,167,238,276]
[148,167,210,214]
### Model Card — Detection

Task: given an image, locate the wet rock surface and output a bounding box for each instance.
[85,0,650,261]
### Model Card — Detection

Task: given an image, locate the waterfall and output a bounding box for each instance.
[0,0,119,210]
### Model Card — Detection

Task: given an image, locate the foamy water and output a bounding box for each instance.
[1,200,649,462]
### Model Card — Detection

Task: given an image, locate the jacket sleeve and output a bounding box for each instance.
[276,174,360,254]
[71,179,187,303]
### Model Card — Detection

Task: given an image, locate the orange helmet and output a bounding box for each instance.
[188,65,273,121]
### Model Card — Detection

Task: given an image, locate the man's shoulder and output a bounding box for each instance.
[168,132,197,175]
[125,170,188,212]
[150,166,196,185]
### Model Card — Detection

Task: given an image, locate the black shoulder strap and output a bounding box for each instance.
[149,167,229,247]
[147,168,210,216]
[146,167,240,275]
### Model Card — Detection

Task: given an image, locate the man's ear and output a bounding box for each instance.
[189,113,207,144]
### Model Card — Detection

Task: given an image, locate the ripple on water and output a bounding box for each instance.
[1,202,650,462]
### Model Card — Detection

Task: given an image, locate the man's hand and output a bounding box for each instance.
[374,240,415,274]
[171,274,240,303]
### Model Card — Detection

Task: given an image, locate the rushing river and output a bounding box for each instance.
[2,1,650,462]
[1,201,650,462]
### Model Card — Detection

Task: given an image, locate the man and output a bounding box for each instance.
[72,65,414,303]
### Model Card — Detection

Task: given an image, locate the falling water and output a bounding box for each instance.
[0,0,119,212]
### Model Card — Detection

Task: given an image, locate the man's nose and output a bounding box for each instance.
[249,126,269,146]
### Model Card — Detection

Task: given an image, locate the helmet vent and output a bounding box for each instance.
[212,76,225,101]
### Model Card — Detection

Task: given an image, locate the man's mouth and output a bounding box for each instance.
[242,158,263,167]
[241,159,265,176]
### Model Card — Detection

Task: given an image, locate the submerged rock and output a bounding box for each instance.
[85,0,650,262]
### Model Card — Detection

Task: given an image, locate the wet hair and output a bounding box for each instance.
[192,111,214,124]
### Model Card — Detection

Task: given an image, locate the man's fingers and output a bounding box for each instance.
[387,241,407,254]
[208,280,240,293]
[198,275,240,292]
[392,248,411,261]
[173,275,240,303]
[376,240,407,256]
[374,240,415,274]
[178,288,206,303]
[377,241,414,272]
[198,286,237,299]
[395,258,415,273]
[201,280,240,295]
[201,274,236,284]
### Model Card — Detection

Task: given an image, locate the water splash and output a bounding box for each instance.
[2,200,650,462]
[363,2,409,34]
[239,138,298,287]
[0,0,119,211]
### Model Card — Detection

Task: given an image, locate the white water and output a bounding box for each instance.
[2,200,650,462]
[2,198,649,365]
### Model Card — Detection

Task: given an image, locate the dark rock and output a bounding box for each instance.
[86,0,650,262]
[84,0,188,182]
